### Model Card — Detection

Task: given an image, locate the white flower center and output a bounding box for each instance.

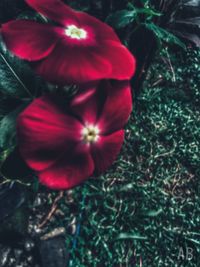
[65,25,87,40]
[82,125,100,144]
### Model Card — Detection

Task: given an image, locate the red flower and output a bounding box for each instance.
[17,81,132,189]
[1,0,136,84]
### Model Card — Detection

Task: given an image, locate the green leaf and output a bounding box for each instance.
[0,41,41,99]
[106,10,136,28]
[136,8,161,17]
[1,149,31,180]
[0,183,26,223]
[0,105,25,150]
[145,23,187,49]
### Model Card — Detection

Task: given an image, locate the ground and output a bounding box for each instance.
[0,47,200,267]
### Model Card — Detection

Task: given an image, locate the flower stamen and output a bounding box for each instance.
[65,25,87,40]
[82,125,100,144]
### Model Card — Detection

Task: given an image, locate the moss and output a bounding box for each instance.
[47,48,200,266]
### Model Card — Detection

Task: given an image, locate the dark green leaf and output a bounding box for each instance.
[0,105,25,150]
[0,94,22,117]
[173,30,200,47]
[106,10,136,28]
[0,41,41,99]
[1,149,31,180]
[146,23,186,49]
[0,183,29,244]
[0,183,26,222]
[136,8,161,17]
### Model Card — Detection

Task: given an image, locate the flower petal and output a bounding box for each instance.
[77,11,120,42]
[38,144,94,190]
[98,81,132,134]
[17,95,83,171]
[1,20,58,61]
[26,0,78,26]
[91,130,124,174]
[34,44,111,84]
[26,0,120,42]
[98,40,136,80]
[70,82,105,125]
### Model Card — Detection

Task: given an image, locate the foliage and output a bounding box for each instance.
[81,0,200,48]
[57,48,199,266]
[0,106,22,151]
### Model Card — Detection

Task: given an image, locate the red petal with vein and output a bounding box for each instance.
[17,96,82,171]
[1,20,58,61]
[26,0,77,26]
[26,0,120,42]
[34,44,111,84]
[70,82,105,125]
[91,130,124,174]
[98,81,132,134]
[38,144,94,190]
[77,11,120,42]
[98,40,136,80]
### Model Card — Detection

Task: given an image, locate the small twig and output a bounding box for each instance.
[0,173,31,187]
[140,256,143,267]
[38,191,64,228]
[165,48,176,82]
[0,177,11,186]
[152,77,163,87]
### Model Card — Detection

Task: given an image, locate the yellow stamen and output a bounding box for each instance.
[65,25,87,40]
[82,125,100,144]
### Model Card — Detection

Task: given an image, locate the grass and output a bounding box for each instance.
[1,46,199,267]
[42,47,200,267]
